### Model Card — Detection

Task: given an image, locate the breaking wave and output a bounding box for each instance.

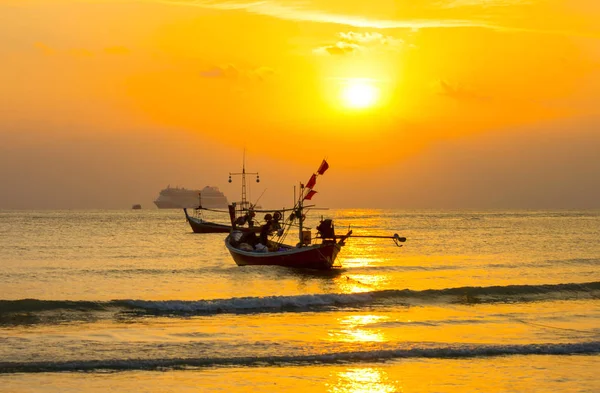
[1,281,598,323]
[1,341,599,373]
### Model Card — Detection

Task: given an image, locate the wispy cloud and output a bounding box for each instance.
[155,0,497,30]
[314,32,403,55]
[434,0,533,8]
[34,42,55,55]
[436,79,492,102]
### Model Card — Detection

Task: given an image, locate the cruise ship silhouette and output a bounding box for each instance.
[153,186,228,209]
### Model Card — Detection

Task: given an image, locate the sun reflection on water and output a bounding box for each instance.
[337,271,388,294]
[329,368,400,393]
[328,315,388,343]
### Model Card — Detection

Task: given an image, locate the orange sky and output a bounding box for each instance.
[1,0,599,209]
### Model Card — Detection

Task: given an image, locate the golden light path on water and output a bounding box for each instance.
[328,315,387,343]
[330,367,398,393]
[327,264,399,393]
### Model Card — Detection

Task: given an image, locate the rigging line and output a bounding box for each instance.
[513,318,600,336]
[272,214,293,245]
[253,188,267,207]
[331,253,347,269]
[316,248,333,265]
[250,205,316,213]
[196,207,229,213]
[280,217,296,244]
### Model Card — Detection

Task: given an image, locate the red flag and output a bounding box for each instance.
[317,160,329,175]
[303,190,317,200]
[306,174,317,189]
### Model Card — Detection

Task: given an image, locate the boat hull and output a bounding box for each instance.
[184,208,232,233]
[225,235,342,270]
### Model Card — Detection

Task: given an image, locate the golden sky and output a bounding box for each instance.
[1,0,599,208]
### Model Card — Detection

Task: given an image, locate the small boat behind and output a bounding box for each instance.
[183,207,232,233]
[224,160,406,270]
[183,155,262,234]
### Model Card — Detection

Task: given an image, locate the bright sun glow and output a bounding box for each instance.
[342,80,378,109]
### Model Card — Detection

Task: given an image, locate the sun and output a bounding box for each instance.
[341,80,378,109]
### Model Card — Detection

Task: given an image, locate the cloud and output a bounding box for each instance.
[200,64,240,79]
[436,79,492,102]
[150,0,600,38]
[200,64,275,81]
[435,0,533,8]
[253,66,275,81]
[339,32,402,45]
[154,0,496,30]
[315,31,403,55]
[320,41,360,55]
[34,42,55,55]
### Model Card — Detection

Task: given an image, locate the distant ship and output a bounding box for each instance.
[154,185,229,209]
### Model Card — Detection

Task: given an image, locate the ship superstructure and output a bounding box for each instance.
[154,186,228,209]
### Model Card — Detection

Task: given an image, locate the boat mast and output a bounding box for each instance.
[298,183,303,245]
[241,153,247,206]
[228,150,259,210]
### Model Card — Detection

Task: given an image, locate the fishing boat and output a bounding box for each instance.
[183,208,232,233]
[184,156,261,234]
[224,160,406,270]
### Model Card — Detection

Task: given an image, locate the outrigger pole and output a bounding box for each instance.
[319,234,407,247]
[350,234,406,247]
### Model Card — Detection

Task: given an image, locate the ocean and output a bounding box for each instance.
[1,209,599,392]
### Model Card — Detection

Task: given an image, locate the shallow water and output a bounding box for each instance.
[1,209,599,391]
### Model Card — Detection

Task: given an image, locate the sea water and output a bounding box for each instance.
[0,209,599,392]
